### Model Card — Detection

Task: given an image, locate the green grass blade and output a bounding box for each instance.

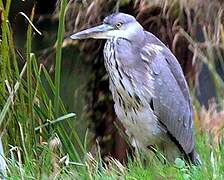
[34,113,76,131]
[26,7,35,124]
[0,0,11,96]
[54,0,67,116]
[42,66,67,113]
[0,63,27,126]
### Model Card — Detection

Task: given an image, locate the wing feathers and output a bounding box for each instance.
[141,32,195,154]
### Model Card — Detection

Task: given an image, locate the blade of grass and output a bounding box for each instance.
[54,0,67,116]
[32,58,49,110]
[0,0,11,96]
[0,63,27,127]
[26,7,35,128]
[34,113,76,131]
[42,66,66,113]
[24,6,40,153]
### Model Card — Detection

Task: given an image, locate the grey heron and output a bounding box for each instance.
[70,12,201,165]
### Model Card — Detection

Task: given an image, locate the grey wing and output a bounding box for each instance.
[142,44,195,154]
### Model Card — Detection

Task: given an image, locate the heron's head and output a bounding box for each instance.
[70,13,144,42]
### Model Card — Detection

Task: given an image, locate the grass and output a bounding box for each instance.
[4,134,224,179]
[0,0,224,179]
[0,0,85,177]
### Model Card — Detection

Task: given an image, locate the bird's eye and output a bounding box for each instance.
[115,22,123,29]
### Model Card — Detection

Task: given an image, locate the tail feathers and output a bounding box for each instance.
[189,149,202,165]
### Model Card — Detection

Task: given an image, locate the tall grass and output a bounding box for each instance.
[0,0,86,178]
[54,0,67,117]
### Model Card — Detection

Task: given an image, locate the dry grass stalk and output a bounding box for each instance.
[199,100,224,145]
[49,136,62,179]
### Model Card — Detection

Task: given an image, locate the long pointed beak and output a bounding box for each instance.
[70,24,114,40]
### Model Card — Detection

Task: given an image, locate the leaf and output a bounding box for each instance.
[175,158,185,169]
[35,112,76,131]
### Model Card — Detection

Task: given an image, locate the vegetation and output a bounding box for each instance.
[0,0,224,179]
